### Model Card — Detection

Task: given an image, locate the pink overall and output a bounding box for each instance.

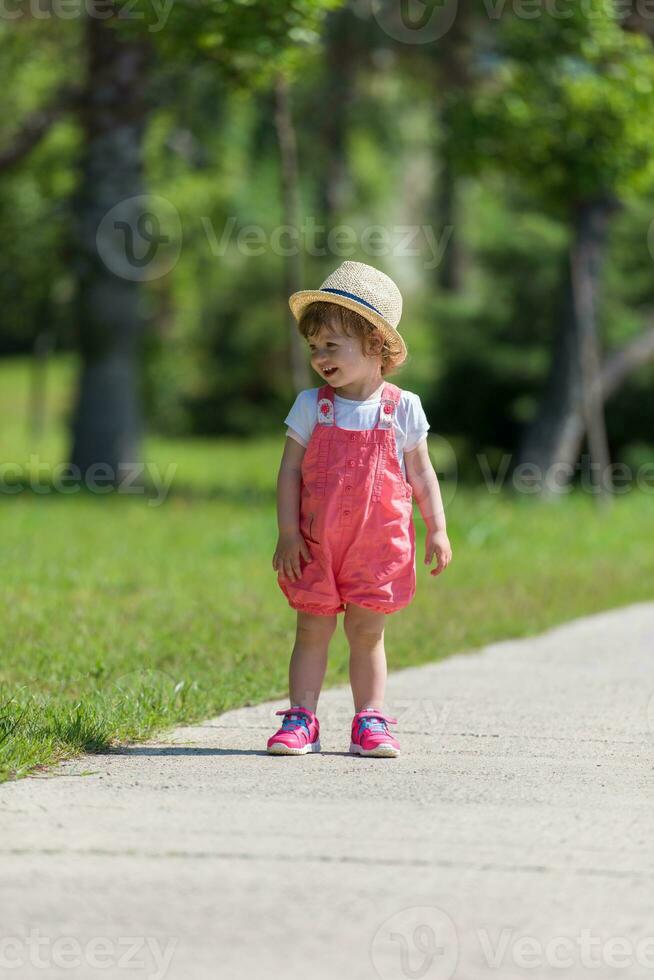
[278,381,416,616]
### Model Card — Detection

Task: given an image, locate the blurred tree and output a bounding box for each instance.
[447,2,654,498]
[414,0,479,293]
[314,4,361,236]
[0,1,341,479]
[274,72,310,392]
[0,26,81,358]
[431,12,472,294]
[68,6,152,479]
[67,0,341,480]
[0,23,82,444]
[355,0,487,293]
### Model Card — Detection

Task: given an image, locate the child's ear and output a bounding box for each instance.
[368,332,384,356]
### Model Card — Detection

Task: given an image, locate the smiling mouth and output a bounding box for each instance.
[323,367,338,377]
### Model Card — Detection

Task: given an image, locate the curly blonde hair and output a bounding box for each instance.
[297,301,406,378]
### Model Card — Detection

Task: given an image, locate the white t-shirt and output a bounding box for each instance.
[284,383,430,478]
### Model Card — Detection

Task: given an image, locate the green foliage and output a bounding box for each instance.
[447,3,654,210]
[0,22,82,352]
[115,0,343,88]
[424,179,567,472]
[0,120,80,353]
[420,171,654,473]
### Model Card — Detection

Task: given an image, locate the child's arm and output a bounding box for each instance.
[272,437,312,583]
[404,439,453,577]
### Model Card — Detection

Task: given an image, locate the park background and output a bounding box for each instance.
[1,0,653,780]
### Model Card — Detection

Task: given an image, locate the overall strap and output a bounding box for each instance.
[316,385,335,426]
[375,382,401,429]
[313,386,334,497]
[371,383,402,502]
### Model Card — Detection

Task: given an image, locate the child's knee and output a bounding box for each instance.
[343,605,386,641]
[296,610,338,639]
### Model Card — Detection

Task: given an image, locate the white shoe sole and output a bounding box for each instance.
[349,741,400,758]
[267,739,321,755]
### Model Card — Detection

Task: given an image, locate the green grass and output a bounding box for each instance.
[1,354,653,782]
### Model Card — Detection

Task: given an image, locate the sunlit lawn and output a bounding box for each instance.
[1,355,653,782]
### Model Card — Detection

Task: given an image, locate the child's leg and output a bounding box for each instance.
[343,604,387,713]
[289,610,337,714]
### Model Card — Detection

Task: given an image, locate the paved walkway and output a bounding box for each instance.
[1,602,653,980]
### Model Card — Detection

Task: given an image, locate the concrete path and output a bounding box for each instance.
[1,602,653,980]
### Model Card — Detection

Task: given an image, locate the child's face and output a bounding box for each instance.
[307,323,381,386]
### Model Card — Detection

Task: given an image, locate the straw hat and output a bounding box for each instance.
[288,260,406,363]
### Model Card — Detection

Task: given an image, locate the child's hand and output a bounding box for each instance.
[272,531,312,582]
[424,529,452,577]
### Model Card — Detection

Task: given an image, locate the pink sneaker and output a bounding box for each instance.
[349,709,400,758]
[267,706,321,755]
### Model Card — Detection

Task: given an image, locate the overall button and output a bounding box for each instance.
[343,510,351,516]
[345,485,352,492]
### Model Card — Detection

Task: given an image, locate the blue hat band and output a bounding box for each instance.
[321,288,383,319]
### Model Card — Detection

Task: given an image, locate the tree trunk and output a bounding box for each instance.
[315,6,357,245]
[69,8,152,482]
[512,197,619,498]
[433,3,474,293]
[434,146,466,292]
[569,200,614,507]
[274,73,310,393]
[0,84,82,173]
[523,319,654,476]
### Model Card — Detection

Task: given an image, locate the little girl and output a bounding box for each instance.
[270,261,452,758]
